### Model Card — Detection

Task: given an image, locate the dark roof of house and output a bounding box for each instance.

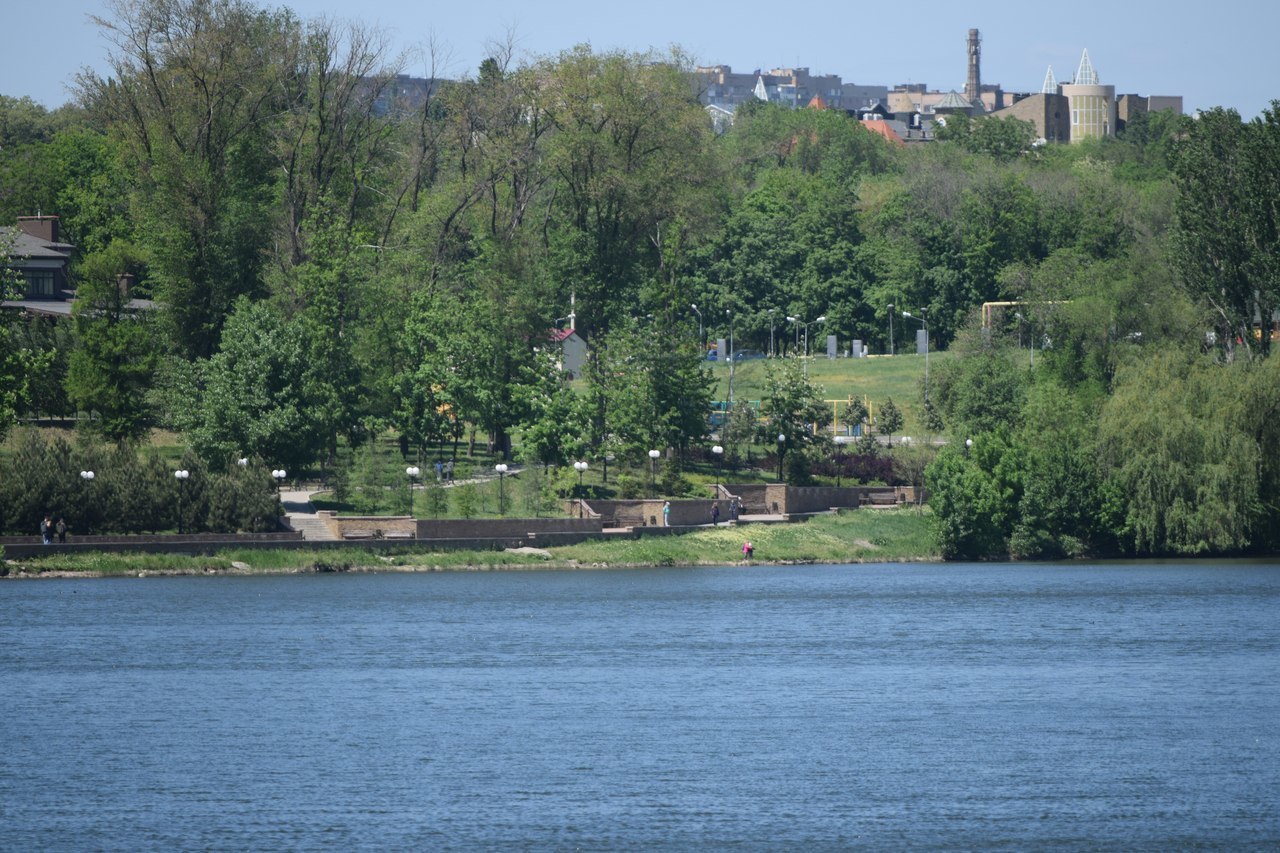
[2,226,74,260]
[2,295,156,315]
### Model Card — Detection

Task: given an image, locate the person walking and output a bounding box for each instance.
[41,515,53,545]
[445,459,454,483]
[56,518,67,544]
[711,502,720,526]
[434,459,444,482]
[662,501,670,527]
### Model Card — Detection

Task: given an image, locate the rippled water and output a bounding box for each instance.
[3,562,1279,849]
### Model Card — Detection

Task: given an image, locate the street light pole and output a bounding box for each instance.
[768,308,775,358]
[690,303,702,347]
[786,315,827,378]
[711,445,723,498]
[494,463,508,515]
[574,460,588,495]
[648,449,661,497]
[777,434,786,483]
[726,309,736,405]
[80,470,94,534]
[174,469,190,534]
[406,466,420,517]
[888,303,894,356]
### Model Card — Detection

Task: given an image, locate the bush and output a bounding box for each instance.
[615,473,642,499]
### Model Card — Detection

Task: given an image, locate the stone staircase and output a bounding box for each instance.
[286,513,338,541]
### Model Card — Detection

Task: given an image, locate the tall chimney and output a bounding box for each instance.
[965,28,982,106]
[17,215,59,243]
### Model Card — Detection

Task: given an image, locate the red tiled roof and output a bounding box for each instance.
[548,328,578,342]
[861,119,905,147]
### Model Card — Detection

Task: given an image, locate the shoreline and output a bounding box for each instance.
[2,555,932,579]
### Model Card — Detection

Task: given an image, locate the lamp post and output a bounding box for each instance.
[272,469,287,501]
[174,469,190,534]
[777,433,786,483]
[711,444,724,498]
[786,315,826,378]
[648,449,661,497]
[574,460,589,496]
[494,463,508,515]
[965,438,973,453]
[80,470,94,534]
[237,457,248,468]
[887,303,895,356]
[725,308,736,404]
[406,466,420,517]
[902,310,929,403]
[603,453,615,484]
[768,308,776,358]
[690,303,702,346]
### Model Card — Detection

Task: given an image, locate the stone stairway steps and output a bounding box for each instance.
[287,513,338,541]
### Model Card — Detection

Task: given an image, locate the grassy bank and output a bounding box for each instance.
[3,508,937,577]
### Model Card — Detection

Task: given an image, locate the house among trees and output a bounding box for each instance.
[2,215,75,315]
[3,214,153,317]
[550,327,587,379]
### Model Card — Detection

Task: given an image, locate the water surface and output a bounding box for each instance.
[3,562,1278,849]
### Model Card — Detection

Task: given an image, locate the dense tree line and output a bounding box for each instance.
[1,0,1277,553]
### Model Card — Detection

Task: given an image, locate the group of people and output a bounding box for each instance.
[39,515,67,545]
[433,458,455,483]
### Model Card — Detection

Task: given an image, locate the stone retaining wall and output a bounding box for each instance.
[415,517,602,540]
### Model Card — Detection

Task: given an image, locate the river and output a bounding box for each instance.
[3,561,1278,849]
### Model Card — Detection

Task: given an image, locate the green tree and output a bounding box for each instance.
[82,0,296,358]
[65,242,158,439]
[1097,349,1261,555]
[183,298,328,472]
[876,398,903,440]
[1170,103,1280,359]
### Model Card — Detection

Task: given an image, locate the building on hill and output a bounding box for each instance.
[2,215,74,311]
[990,91,1071,143]
[1116,93,1184,134]
[695,64,886,113]
[3,214,153,318]
[1059,49,1116,141]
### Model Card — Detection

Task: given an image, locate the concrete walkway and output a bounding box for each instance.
[279,488,338,541]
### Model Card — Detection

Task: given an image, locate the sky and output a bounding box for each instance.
[3,0,1278,118]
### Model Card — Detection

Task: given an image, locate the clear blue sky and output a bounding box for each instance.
[3,0,1277,118]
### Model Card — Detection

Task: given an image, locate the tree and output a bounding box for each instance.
[760,359,830,482]
[937,114,1038,162]
[876,398,903,440]
[1170,103,1280,359]
[184,298,328,472]
[82,0,296,358]
[65,242,158,439]
[1097,349,1262,555]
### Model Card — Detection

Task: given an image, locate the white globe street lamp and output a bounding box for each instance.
[711,445,724,497]
[494,463,509,515]
[174,469,190,534]
[648,449,661,496]
[406,466,421,517]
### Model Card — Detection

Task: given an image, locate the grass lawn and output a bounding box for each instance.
[6,507,938,575]
[710,351,951,437]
